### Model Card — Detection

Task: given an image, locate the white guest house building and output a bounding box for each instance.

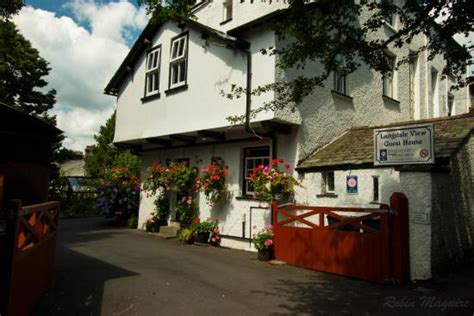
[105,2,473,281]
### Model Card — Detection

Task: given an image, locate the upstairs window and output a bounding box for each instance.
[145,46,161,97]
[447,93,454,116]
[383,55,396,99]
[333,54,346,94]
[223,0,233,22]
[169,34,188,89]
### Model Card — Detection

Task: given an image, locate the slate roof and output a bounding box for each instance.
[297,111,474,171]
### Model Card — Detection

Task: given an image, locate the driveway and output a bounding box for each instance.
[36,217,474,315]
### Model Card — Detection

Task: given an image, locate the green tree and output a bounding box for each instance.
[0,0,23,20]
[139,0,472,120]
[85,112,141,179]
[0,20,56,116]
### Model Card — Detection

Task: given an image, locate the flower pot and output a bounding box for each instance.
[257,247,274,261]
[195,232,210,244]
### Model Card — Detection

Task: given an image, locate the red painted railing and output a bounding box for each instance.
[6,200,59,316]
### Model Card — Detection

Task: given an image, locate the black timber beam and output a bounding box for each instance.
[261,121,292,134]
[197,130,226,141]
[146,137,172,147]
[169,134,196,144]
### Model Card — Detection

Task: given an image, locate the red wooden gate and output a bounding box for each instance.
[6,200,59,316]
[272,193,409,284]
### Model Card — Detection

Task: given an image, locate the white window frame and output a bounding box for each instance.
[223,0,233,21]
[145,46,161,97]
[243,147,270,195]
[447,93,454,116]
[383,55,396,99]
[322,171,335,194]
[333,54,346,94]
[169,34,188,89]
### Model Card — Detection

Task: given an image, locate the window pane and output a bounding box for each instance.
[153,72,159,91]
[178,38,185,57]
[327,172,335,192]
[373,177,379,201]
[179,61,186,82]
[172,41,178,59]
[172,63,179,84]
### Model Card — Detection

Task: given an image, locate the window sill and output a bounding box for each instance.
[382,94,400,105]
[141,93,161,103]
[235,195,257,201]
[165,84,188,96]
[383,21,397,33]
[220,18,233,25]
[331,90,353,102]
[316,193,338,198]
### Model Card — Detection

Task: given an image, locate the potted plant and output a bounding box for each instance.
[196,160,229,206]
[143,213,160,232]
[179,228,195,244]
[249,159,299,204]
[252,225,274,261]
[192,219,218,244]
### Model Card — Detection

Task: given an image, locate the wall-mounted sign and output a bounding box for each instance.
[346,175,358,194]
[374,124,435,166]
[412,210,431,225]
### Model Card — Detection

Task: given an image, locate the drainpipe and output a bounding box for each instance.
[242,47,276,154]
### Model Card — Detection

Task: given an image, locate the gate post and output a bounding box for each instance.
[390,192,409,284]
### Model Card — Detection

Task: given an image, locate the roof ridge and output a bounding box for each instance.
[350,111,474,131]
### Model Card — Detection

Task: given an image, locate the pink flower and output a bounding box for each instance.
[213,227,220,234]
[264,239,273,247]
[186,198,193,205]
[265,225,273,232]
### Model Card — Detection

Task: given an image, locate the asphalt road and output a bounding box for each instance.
[35,217,474,316]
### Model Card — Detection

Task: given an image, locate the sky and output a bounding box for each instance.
[12,0,149,151]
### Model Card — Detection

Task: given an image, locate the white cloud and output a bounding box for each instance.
[12,2,148,151]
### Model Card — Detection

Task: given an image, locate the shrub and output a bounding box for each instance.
[179,228,195,244]
[127,215,138,229]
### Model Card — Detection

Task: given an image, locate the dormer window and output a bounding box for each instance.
[144,46,161,98]
[223,0,233,22]
[169,33,188,89]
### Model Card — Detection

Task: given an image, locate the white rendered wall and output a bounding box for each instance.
[114,21,278,143]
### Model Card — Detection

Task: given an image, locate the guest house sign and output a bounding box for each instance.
[374,124,434,165]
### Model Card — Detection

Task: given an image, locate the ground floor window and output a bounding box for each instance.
[322,171,335,194]
[243,146,270,195]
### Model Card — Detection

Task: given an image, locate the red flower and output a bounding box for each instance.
[279,159,284,163]
[208,165,214,172]
[224,164,229,169]
[271,159,279,165]
[284,164,291,169]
